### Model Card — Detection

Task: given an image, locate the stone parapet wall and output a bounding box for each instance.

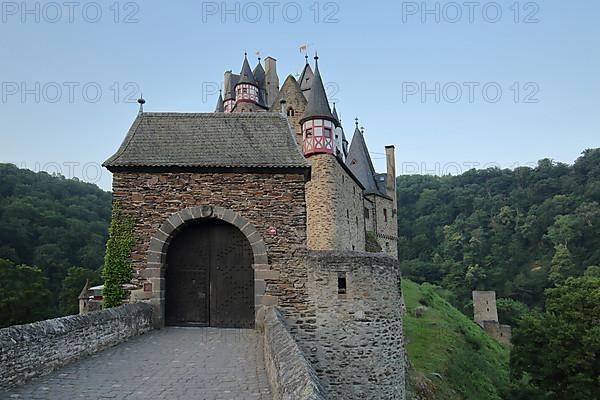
[260,307,328,400]
[303,251,406,400]
[0,304,153,388]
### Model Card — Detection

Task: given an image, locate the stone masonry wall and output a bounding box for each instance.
[306,155,365,252]
[112,170,311,325]
[0,304,153,388]
[259,307,328,400]
[371,194,398,258]
[303,251,406,400]
[472,290,499,323]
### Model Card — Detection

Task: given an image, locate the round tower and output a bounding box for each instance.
[300,54,337,157]
[235,53,259,107]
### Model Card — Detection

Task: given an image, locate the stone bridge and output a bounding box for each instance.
[0,304,326,400]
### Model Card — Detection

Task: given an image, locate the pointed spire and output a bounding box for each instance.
[238,52,257,85]
[301,53,334,123]
[332,102,339,122]
[137,95,146,114]
[215,90,224,112]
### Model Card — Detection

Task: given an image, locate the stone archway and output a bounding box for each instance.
[144,206,275,327]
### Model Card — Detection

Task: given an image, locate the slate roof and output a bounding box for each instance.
[224,73,239,101]
[301,57,334,123]
[299,60,313,93]
[238,55,256,85]
[103,113,310,170]
[215,92,224,112]
[345,125,387,196]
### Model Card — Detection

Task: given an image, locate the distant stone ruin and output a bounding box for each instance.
[472,291,512,345]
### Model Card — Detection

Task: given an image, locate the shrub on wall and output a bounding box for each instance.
[365,231,382,253]
[102,203,135,308]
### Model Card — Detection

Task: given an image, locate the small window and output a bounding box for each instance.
[384,208,388,222]
[287,108,295,116]
[356,216,358,226]
[338,273,347,295]
[324,127,332,138]
[365,207,369,219]
[243,87,248,94]
[305,128,312,137]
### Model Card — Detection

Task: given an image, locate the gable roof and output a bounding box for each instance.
[345,125,384,195]
[103,113,310,170]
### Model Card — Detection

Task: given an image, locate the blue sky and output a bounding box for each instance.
[1,0,598,191]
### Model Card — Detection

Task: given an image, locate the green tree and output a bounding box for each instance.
[58,266,101,315]
[0,259,53,328]
[549,244,577,285]
[510,276,600,399]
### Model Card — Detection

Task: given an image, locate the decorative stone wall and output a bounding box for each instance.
[111,170,310,326]
[0,304,153,388]
[306,155,366,252]
[302,251,406,400]
[259,307,328,400]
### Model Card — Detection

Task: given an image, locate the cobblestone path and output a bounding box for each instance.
[2,327,272,400]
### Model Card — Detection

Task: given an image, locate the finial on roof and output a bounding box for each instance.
[138,94,146,113]
[314,51,319,66]
[361,126,365,134]
[355,117,359,127]
[305,54,309,64]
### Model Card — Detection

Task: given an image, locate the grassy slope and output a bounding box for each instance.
[403,280,510,400]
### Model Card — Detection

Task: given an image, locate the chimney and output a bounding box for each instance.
[264,56,279,107]
[385,145,397,210]
[223,70,232,94]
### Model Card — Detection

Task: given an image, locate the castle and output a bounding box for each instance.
[103,53,405,399]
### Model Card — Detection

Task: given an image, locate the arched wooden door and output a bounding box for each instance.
[165,219,254,328]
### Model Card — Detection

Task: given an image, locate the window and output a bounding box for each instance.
[305,128,312,137]
[324,127,332,138]
[365,207,369,219]
[383,208,388,222]
[243,87,248,94]
[287,108,295,116]
[356,216,358,226]
[346,209,350,223]
[338,273,347,295]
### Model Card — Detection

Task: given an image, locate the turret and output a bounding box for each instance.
[215,90,224,112]
[235,53,259,106]
[332,103,344,160]
[223,71,237,112]
[253,58,267,107]
[300,54,336,157]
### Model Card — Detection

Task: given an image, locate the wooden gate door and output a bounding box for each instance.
[165,220,254,328]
